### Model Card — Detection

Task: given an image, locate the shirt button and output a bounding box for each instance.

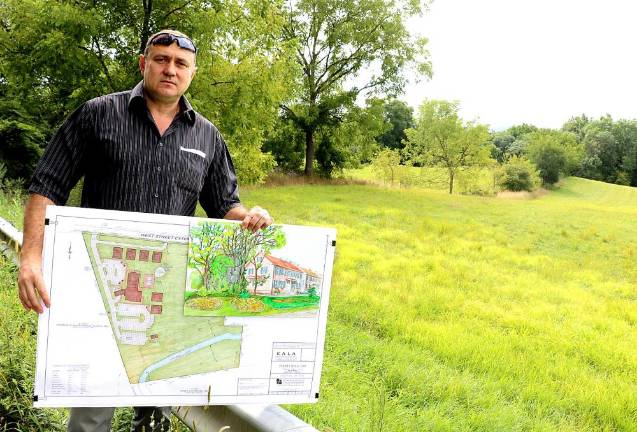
[156,166,161,172]
[158,142,163,147]
[154,193,159,198]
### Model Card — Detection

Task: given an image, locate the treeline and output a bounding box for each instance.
[493,115,637,186]
[365,101,637,193]
[0,0,429,186]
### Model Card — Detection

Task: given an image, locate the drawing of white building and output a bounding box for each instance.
[245,255,322,296]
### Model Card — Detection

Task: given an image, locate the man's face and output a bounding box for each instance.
[139,43,196,104]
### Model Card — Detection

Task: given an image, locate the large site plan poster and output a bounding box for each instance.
[34,206,336,407]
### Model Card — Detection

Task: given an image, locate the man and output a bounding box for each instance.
[17,29,273,431]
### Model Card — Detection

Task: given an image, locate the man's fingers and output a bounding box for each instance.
[18,291,30,311]
[241,214,260,232]
[241,214,252,230]
[24,281,43,313]
[242,210,273,232]
[18,267,48,313]
[35,277,51,308]
[247,215,266,232]
[18,279,34,311]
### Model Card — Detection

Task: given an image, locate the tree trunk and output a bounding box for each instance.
[139,0,153,54]
[304,128,315,176]
[203,266,210,291]
[448,170,454,194]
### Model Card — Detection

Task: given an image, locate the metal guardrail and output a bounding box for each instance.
[0,216,319,432]
[0,216,22,266]
[173,405,319,432]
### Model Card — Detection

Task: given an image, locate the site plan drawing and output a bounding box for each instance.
[34,206,336,407]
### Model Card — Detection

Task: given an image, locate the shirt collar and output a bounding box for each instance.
[128,80,196,125]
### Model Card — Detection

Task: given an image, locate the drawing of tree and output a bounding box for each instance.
[188,222,226,292]
[220,224,286,295]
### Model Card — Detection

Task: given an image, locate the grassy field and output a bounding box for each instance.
[235,177,637,431]
[2,177,637,431]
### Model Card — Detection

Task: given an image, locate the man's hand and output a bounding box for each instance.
[241,206,273,232]
[18,193,54,314]
[224,205,273,232]
[18,258,50,314]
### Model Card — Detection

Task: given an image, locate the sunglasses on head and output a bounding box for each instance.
[149,33,197,53]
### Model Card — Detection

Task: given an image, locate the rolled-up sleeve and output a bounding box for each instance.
[29,104,91,205]
[199,131,241,218]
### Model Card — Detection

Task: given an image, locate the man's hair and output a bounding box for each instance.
[143,29,196,58]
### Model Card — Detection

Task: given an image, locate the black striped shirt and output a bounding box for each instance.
[29,81,241,218]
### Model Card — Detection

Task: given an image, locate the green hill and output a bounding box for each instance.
[237,177,637,431]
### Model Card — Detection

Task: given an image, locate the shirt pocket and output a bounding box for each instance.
[174,147,207,194]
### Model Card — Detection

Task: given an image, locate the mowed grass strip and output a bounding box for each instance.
[228,177,637,431]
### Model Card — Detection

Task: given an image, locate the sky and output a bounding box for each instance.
[403,0,637,131]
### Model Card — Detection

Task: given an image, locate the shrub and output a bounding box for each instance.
[457,166,496,196]
[523,130,578,185]
[371,149,402,185]
[497,156,541,191]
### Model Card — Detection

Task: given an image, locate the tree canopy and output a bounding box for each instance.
[403,100,492,194]
[0,0,296,184]
[281,0,431,176]
[377,99,415,151]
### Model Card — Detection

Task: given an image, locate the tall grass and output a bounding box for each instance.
[0,189,26,230]
[0,255,67,430]
[236,177,637,431]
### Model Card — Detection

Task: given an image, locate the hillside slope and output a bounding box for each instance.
[239,178,637,432]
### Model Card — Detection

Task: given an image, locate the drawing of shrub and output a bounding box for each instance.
[187,297,223,311]
[231,298,265,313]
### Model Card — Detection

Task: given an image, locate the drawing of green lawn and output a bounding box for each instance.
[184,294,320,317]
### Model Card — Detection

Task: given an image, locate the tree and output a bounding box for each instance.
[0,0,295,184]
[491,131,516,162]
[377,99,414,151]
[528,143,566,185]
[266,97,389,175]
[262,116,307,173]
[371,148,402,185]
[496,156,540,192]
[491,124,541,161]
[219,224,286,294]
[315,133,346,178]
[523,130,582,185]
[188,222,227,292]
[562,114,590,143]
[328,98,389,169]
[403,100,493,194]
[507,123,539,140]
[0,103,45,182]
[612,120,637,186]
[581,127,617,181]
[572,115,637,186]
[282,0,431,176]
